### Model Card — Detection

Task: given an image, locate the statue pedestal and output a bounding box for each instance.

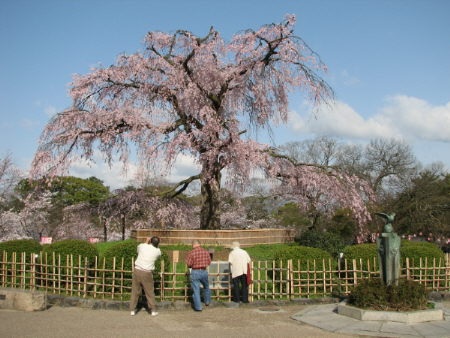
[337,301,444,323]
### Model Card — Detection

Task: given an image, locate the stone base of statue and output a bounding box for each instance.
[337,301,444,323]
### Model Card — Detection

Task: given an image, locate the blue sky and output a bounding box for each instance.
[1,0,449,188]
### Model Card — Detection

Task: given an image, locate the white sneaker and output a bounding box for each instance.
[151,311,159,316]
[130,310,136,316]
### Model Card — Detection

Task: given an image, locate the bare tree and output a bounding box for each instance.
[335,143,366,176]
[279,137,419,231]
[364,138,418,197]
[281,136,339,166]
[0,153,22,206]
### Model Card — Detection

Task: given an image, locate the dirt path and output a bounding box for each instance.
[0,304,364,338]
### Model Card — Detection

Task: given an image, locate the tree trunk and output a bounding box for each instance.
[101,217,107,242]
[121,215,126,240]
[200,170,221,230]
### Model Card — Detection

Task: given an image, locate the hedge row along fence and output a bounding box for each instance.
[2,251,450,301]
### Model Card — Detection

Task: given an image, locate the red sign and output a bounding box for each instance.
[40,236,52,244]
[88,237,100,243]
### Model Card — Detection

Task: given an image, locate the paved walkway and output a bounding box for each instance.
[291,302,450,338]
[0,304,360,338]
[2,301,450,337]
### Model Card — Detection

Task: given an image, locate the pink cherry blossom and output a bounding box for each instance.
[31,15,374,234]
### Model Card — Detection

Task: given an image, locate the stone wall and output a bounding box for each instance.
[0,288,47,311]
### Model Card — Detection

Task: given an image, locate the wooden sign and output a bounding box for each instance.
[172,250,179,263]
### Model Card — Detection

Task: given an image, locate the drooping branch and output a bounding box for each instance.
[265,148,339,172]
[161,174,201,198]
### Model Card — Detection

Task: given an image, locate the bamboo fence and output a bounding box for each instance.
[1,251,449,301]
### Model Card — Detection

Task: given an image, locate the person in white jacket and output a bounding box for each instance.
[130,236,161,316]
[228,241,251,303]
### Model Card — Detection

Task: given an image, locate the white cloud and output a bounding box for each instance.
[69,154,138,190]
[381,96,450,142]
[166,153,201,183]
[289,95,450,143]
[68,151,201,190]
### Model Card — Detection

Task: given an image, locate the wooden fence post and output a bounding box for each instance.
[160,260,165,301]
[84,257,88,298]
[288,259,293,300]
[406,258,410,280]
[250,260,254,302]
[112,257,116,299]
[93,256,98,298]
[352,259,358,286]
[30,252,36,290]
[120,257,124,300]
[12,252,16,288]
[20,252,25,289]
[101,257,106,299]
[1,251,6,287]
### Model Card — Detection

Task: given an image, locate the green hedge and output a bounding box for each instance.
[0,239,42,261]
[274,245,333,270]
[343,243,377,262]
[42,239,99,264]
[246,244,295,261]
[295,230,346,257]
[400,240,444,265]
[343,240,445,268]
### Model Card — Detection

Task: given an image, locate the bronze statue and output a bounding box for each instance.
[375,212,400,286]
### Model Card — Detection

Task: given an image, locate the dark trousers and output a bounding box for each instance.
[232,274,248,303]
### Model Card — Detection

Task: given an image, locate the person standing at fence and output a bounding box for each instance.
[228,241,251,303]
[130,236,161,316]
[186,240,211,311]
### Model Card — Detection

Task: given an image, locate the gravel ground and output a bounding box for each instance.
[0,304,367,338]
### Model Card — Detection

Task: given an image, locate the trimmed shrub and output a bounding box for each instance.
[348,278,428,311]
[400,240,445,265]
[0,239,42,260]
[274,245,333,270]
[246,244,296,261]
[343,243,377,261]
[42,239,99,264]
[343,241,445,269]
[295,230,346,257]
[342,243,377,272]
[38,240,98,290]
[102,240,139,270]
